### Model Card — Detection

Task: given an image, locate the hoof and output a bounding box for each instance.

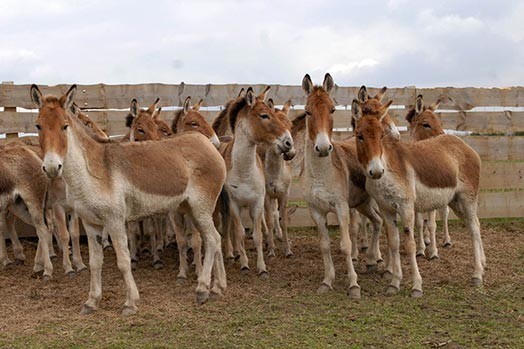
[121,305,138,317]
[416,251,426,258]
[14,259,24,266]
[76,265,88,273]
[443,241,452,248]
[50,255,58,261]
[141,248,151,257]
[411,289,423,298]
[153,260,164,270]
[31,270,44,279]
[240,266,250,275]
[347,286,361,299]
[360,246,369,252]
[3,259,14,267]
[80,304,96,315]
[131,260,138,271]
[382,270,393,280]
[41,274,52,282]
[267,250,276,258]
[366,264,378,273]
[196,290,209,305]
[385,285,399,296]
[351,257,358,262]
[258,271,269,280]
[377,258,384,264]
[316,283,332,294]
[209,290,222,301]
[471,277,482,287]
[175,276,187,285]
[284,251,293,258]
[429,254,439,261]
[66,270,76,279]
[103,245,113,252]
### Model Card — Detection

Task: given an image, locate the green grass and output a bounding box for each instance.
[1,219,523,348]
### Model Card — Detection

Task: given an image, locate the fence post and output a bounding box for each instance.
[2,81,18,140]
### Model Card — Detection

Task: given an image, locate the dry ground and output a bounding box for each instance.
[1,219,523,348]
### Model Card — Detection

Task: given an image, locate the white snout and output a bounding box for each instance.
[42,152,63,178]
[366,157,385,179]
[314,132,333,157]
[388,122,401,140]
[210,133,220,149]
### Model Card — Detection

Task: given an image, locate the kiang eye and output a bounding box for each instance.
[330,107,336,114]
[137,128,145,134]
[35,124,41,130]
[423,123,431,129]
[191,122,198,127]
[357,134,364,142]
[260,114,270,119]
[304,110,311,116]
[62,124,69,130]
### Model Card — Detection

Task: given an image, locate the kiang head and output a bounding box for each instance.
[32,84,77,178]
[406,94,444,141]
[267,98,296,160]
[125,98,164,142]
[354,85,400,140]
[229,86,294,157]
[172,96,220,148]
[351,96,394,180]
[301,73,336,157]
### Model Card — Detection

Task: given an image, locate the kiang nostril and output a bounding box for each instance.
[315,145,320,152]
[42,165,47,173]
[328,144,333,151]
[285,140,292,148]
[58,164,62,170]
[369,170,374,176]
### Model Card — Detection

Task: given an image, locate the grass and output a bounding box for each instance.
[1,219,523,348]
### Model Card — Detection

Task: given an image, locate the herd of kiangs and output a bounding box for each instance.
[0,73,485,316]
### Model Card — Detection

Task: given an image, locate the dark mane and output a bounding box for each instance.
[171,109,185,134]
[291,112,306,139]
[228,98,247,133]
[212,99,233,135]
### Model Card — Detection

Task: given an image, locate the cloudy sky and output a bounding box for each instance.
[1,0,523,87]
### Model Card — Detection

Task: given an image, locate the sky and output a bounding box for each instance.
[1,0,523,88]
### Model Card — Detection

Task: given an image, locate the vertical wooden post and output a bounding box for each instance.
[2,81,18,141]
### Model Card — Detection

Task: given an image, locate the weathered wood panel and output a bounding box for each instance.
[3,108,524,135]
[4,83,524,110]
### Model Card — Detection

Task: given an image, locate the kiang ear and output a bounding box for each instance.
[258,85,271,101]
[351,99,363,121]
[69,102,80,116]
[282,100,292,115]
[60,84,77,111]
[267,98,275,111]
[30,84,44,108]
[379,100,393,122]
[428,98,442,111]
[415,94,424,114]
[130,98,139,117]
[302,74,314,95]
[245,87,255,107]
[374,86,387,102]
[147,97,160,114]
[183,96,191,115]
[237,87,245,98]
[193,99,204,111]
[323,73,334,93]
[357,86,368,103]
[153,107,162,120]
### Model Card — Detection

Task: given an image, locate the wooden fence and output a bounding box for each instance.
[1,82,523,232]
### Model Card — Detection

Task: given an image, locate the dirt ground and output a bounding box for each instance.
[1,219,523,348]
